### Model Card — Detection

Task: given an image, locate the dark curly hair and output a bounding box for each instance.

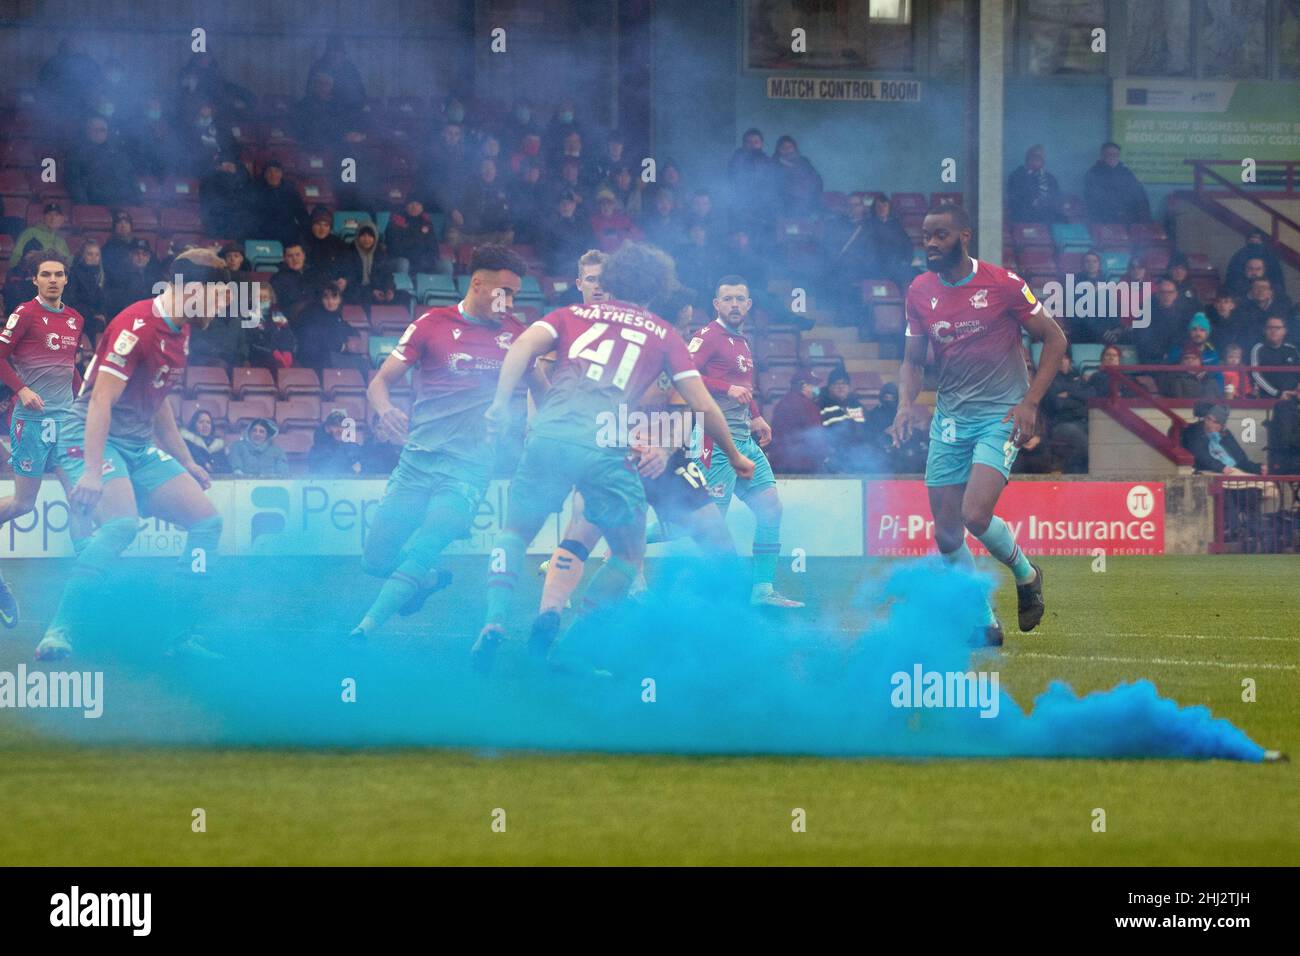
[469,243,527,277]
[600,242,679,307]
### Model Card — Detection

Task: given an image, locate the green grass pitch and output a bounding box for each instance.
[0,554,1296,865]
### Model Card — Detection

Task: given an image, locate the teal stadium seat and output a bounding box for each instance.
[245,239,283,272]
[1100,251,1130,278]
[417,272,459,305]
[1051,222,1092,252]
[332,211,374,241]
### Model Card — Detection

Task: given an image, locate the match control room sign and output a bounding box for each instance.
[866,481,1165,557]
[766,77,921,102]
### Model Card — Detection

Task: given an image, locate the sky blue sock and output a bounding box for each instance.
[977,516,1035,584]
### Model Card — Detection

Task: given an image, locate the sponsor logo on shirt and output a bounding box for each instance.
[113,330,139,356]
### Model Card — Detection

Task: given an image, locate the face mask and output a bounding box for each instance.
[558,111,574,124]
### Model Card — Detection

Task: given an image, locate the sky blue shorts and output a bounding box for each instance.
[9,410,65,478]
[924,414,1018,487]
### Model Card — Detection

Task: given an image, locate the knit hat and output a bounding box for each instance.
[1188,312,1211,333]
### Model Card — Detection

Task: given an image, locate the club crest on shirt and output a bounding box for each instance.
[67,316,77,329]
[969,289,989,309]
[495,331,514,350]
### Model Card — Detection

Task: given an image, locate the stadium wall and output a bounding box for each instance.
[0,475,1218,559]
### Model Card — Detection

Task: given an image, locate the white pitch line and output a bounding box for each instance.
[1006,651,1297,671]
[1037,632,1300,644]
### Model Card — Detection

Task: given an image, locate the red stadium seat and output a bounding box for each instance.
[799,338,842,370]
[165,393,182,422]
[184,366,231,397]
[873,303,905,337]
[0,168,32,195]
[276,367,322,398]
[754,333,800,370]
[161,205,202,232]
[276,396,322,428]
[0,235,14,260]
[1129,222,1168,244]
[1017,247,1058,272]
[161,177,200,203]
[861,279,902,306]
[341,305,369,329]
[822,191,848,215]
[758,369,792,401]
[370,305,412,335]
[322,368,367,399]
[133,176,165,203]
[1058,250,1085,274]
[1012,223,1053,248]
[231,366,277,399]
[298,178,335,205]
[890,192,927,215]
[226,396,276,428]
[71,205,113,231]
[122,205,160,232]
[273,428,314,459]
[2,195,27,219]
[1140,245,1172,273]
[0,140,39,167]
[850,371,884,398]
[930,191,963,209]
[1089,223,1130,249]
[1061,194,1086,222]
[1186,252,1216,276]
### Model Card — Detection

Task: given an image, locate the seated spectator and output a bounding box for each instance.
[67,116,137,207]
[673,224,721,304]
[458,158,513,242]
[1249,316,1300,400]
[101,209,137,278]
[589,188,641,253]
[590,130,628,188]
[181,408,228,474]
[361,428,402,475]
[1043,353,1090,473]
[772,135,823,218]
[1165,253,1197,306]
[867,195,917,294]
[200,152,256,239]
[1181,402,1263,475]
[1122,256,1148,285]
[66,240,110,341]
[766,370,825,473]
[1208,287,1248,350]
[1006,144,1063,223]
[819,369,877,472]
[1220,343,1252,399]
[124,94,186,179]
[419,122,471,226]
[306,35,366,110]
[727,128,777,235]
[219,242,253,280]
[1085,343,1127,398]
[9,203,71,270]
[252,159,309,247]
[1078,250,1104,282]
[683,189,719,234]
[605,164,641,221]
[271,242,314,319]
[822,191,877,317]
[549,156,589,211]
[178,101,238,177]
[640,187,683,249]
[303,207,348,284]
[385,198,443,275]
[1141,278,1197,364]
[1162,348,1224,400]
[1240,278,1294,341]
[292,281,368,377]
[227,417,289,477]
[506,160,547,246]
[338,224,402,307]
[1226,229,1287,298]
[507,130,544,177]
[293,70,352,150]
[309,409,363,476]
[106,238,163,315]
[540,190,594,277]
[188,300,248,368]
[1164,312,1220,366]
[1267,389,1300,474]
[1083,142,1150,224]
[245,284,297,371]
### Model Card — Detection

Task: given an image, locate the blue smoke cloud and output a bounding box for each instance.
[19,558,1266,761]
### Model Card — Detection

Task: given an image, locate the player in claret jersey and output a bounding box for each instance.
[893,205,1067,645]
[688,275,803,608]
[477,242,753,671]
[0,254,90,626]
[351,245,541,640]
[35,249,232,661]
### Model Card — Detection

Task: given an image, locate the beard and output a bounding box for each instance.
[926,244,964,273]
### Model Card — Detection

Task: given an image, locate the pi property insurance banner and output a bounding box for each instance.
[865,480,1165,557]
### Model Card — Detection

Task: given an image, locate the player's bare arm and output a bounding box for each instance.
[893,334,928,446]
[368,353,412,442]
[69,371,127,511]
[1003,310,1068,447]
[675,374,755,480]
[152,400,210,490]
[486,323,555,433]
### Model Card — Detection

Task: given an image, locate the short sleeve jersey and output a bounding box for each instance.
[687,319,755,440]
[905,258,1042,422]
[72,298,188,443]
[0,298,84,413]
[530,300,700,448]
[390,304,527,459]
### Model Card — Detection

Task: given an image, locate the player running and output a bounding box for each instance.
[687,275,803,607]
[35,249,231,661]
[893,205,1064,645]
[477,242,753,670]
[0,254,90,626]
[351,245,537,640]
[532,251,737,649]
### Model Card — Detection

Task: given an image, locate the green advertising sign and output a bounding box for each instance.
[1112,79,1300,184]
